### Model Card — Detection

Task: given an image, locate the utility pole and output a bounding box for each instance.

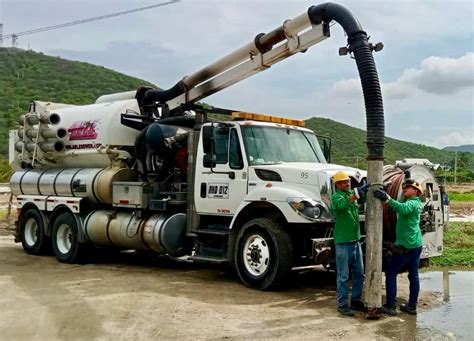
[454,151,458,185]
[364,158,384,318]
[12,33,18,48]
[0,24,3,47]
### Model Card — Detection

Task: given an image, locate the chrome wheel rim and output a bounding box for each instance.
[56,224,72,254]
[242,234,270,276]
[24,218,38,246]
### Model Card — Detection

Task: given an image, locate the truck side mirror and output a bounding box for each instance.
[203,154,216,168]
[323,139,331,163]
[202,126,214,154]
[317,135,332,163]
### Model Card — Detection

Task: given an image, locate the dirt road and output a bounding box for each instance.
[0,233,441,340]
[0,184,445,339]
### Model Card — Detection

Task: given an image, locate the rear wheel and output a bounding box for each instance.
[51,212,86,263]
[19,208,50,255]
[235,218,292,290]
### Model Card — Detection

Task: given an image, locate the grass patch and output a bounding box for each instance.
[0,209,12,220]
[431,222,474,267]
[448,192,474,202]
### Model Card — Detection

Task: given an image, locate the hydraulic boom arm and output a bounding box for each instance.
[145,12,330,110]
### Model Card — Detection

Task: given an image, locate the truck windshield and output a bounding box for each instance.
[241,126,326,165]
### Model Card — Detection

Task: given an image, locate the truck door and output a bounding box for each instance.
[195,126,248,215]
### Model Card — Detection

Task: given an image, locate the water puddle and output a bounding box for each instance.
[449,215,474,222]
[379,270,473,340]
[418,271,473,339]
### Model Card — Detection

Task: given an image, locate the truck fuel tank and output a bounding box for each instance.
[84,210,186,255]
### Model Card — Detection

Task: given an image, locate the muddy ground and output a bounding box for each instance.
[0,235,442,340]
[0,188,445,339]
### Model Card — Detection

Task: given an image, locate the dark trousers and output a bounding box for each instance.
[385,246,422,308]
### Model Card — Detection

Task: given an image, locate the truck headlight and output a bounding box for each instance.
[287,197,325,221]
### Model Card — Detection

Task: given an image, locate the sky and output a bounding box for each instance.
[1,0,473,149]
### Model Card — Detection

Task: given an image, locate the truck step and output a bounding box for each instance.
[194,229,230,236]
[188,255,229,264]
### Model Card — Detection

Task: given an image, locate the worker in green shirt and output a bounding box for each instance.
[374,178,424,316]
[331,171,369,316]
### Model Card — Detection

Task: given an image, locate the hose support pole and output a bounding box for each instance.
[309,2,385,319]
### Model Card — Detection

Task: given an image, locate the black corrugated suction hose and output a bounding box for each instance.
[308,2,385,159]
[143,81,187,105]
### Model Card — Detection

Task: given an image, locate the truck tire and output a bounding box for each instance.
[235,218,293,290]
[19,208,50,255]
[51,212,86,263]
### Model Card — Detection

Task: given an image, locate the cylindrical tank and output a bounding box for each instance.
[93,168,137,204]
[84,210,186,255]
[10,167,136,204]
[54,168,101,198]
[14,169,44,195]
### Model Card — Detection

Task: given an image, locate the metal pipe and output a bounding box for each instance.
[25,129,38,139]
[24,141,36,152]
[25,126,67,139]
[41,127,68,139]
[40,112,61,125]
[25,114,39,125]
[40,141,65,153]
[142,10,316,105]
[18,114,25,126]
[14,141,24,153]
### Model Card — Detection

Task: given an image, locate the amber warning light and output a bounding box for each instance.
[231,112,305,127]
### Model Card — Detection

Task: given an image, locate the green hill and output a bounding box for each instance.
[307,117,455,169]
[0,47,156,156]
[443,145,474,153]
[0,48,457,172]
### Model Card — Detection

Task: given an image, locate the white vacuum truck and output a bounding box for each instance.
[8,3,447,290]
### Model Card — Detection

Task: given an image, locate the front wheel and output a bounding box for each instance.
[51,212,86,263]
[235,218,293,290]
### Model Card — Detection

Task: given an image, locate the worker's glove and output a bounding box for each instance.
[354,184,369,199]
[374,188,391,202]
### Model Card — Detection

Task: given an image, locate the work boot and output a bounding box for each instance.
[350,300,365,312]
[400,304,417,315]
[337,305,355,316]
[382,304,397,316]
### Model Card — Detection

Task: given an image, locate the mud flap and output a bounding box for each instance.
[14,220,20,243]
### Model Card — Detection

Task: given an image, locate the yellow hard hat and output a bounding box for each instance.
[333,171,350,183]
[403,178,423,194]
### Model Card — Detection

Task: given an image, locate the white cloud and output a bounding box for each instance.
[429,131,474,149]
[2,0,473,148]
[286,52,474,149]
[311,53,473,117]
[393,53,474,95]
[322,53,474,104]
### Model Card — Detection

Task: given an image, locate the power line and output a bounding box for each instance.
[1,1,178,43]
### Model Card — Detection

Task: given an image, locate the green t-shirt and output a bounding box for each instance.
[331,189,362,244]
[388,196,423,249]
